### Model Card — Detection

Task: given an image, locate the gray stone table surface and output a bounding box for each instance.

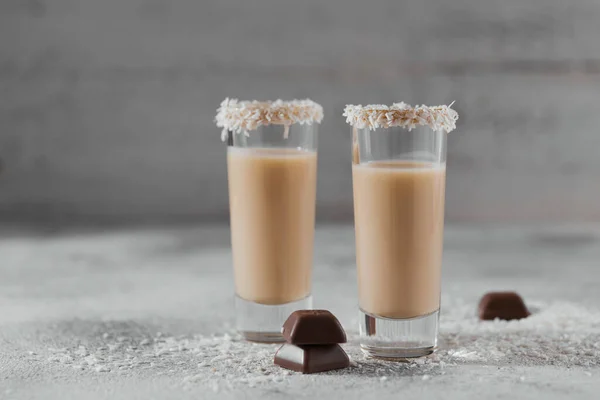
[2,225,600,399]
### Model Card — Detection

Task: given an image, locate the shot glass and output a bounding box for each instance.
[345,102,458,358]
[216,99,322,342]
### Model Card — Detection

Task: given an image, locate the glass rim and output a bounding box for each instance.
[343,102,458,133]
[216,98,323,141]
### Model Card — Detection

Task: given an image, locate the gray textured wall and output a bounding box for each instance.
[1,0,600,225]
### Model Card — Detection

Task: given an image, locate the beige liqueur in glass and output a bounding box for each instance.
[228,147,317,305]
[346,102,458,358]
[353,160,446,319]
[216,99,322,342]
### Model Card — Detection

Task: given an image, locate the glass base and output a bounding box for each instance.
[235,295,313,343]
[359,308,439,359]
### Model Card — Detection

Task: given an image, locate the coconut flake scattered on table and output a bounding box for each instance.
[32,300,600,389]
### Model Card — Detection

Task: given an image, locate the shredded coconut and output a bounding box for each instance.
[215,98,323,141]
[343,102,458,133]
[29,300,599,391]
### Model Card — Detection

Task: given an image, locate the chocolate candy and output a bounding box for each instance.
[282,310,346,345]
[478,291,530,321]
[275,310,350,374]
[274,344,350,374]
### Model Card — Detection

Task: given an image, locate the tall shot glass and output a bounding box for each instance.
[216,99,322,342]
[346,103,458,358]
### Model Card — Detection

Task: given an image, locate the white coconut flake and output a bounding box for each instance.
[215,98,323,141]
[22,301,600,393]
[343,102,458,133]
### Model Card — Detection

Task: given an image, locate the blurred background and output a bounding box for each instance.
[1,0,600,227]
